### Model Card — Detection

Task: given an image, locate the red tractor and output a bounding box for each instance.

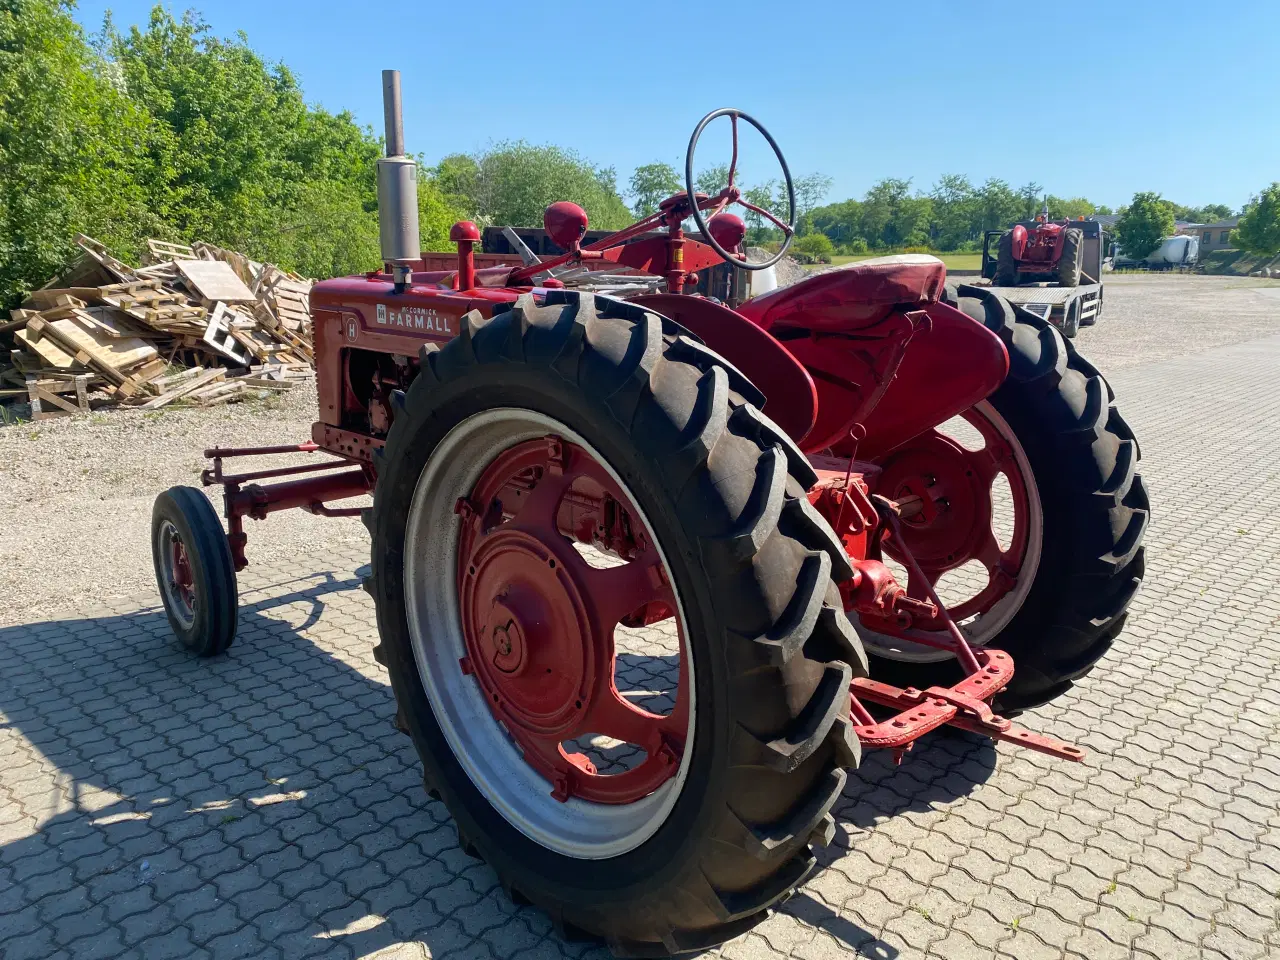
[992,200,1086,287]
[150,75,1147,955]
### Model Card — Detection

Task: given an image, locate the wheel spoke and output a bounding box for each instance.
[966,439,1012,485]
[506,466,576,537]
[726,112,739,190]
[585,552,672,628]
[580,682,684,760]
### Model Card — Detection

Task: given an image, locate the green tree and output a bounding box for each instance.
[450,141,631,231]
[1047,196,1096,220]
[1017,181,1045,220]
[861,178,932,248]
[1116,192,1175,261]
[434,153,481,209]
[808,198,865,246]
[973,179,1022,234]
[929,174,977,249]
[628,161,681,218]
[1172,202,1233,224]
[695,164,734,197]
[793,172,833,217]
[0,2,467,306]
[1234,183,1280,257]
[0,0,154,308]
[741,181,785,243]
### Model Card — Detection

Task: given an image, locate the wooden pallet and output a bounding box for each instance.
[26,375,91,420]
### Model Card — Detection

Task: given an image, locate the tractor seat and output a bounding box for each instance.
[737,254,947,333]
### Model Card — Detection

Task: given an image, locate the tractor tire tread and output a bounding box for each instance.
[370,290,865,954]
[151,486,238,658]
[904,285,1150,713]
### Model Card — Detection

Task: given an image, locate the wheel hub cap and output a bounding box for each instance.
[463,530,595,735]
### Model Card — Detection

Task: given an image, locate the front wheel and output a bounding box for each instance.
[857,285,1148,713]
[151,486,238,657]
[369,292,866,954]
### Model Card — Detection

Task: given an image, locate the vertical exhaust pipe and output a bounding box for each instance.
[377,69,420,290]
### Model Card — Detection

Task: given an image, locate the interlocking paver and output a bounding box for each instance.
[5,311,1280,960]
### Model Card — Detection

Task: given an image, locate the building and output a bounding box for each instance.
[1178,217,1239,252]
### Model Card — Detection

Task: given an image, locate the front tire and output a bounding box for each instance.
[369,291,866,954]
[151,486,238,657]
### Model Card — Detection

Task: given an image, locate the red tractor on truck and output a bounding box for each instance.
[151,73,1148,955]
[982,204,1107,337]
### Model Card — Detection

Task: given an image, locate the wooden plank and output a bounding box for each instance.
[53,315,159,371]
[146,239,196,262]
[139,368,226,410]
[234,377,294,391]
[74,234,138,282]
[190,380,248,406]
[0,309,39,335]
[15,327,80,370]
[177,260,256,302]
[151,366,205,391]
[128,357,169,384]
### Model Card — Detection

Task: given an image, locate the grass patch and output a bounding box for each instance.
[807,252,982,271]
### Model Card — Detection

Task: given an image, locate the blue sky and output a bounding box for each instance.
[74,0,1279,213]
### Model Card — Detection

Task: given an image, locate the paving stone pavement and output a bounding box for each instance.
[3,332,1280,960]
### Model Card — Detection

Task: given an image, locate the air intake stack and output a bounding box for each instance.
[377,69,420,290]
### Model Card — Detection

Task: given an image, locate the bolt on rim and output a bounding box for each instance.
[403,409,695,859]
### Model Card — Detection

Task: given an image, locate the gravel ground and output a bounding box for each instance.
[0,385,367,624]
[2,274,1277,624]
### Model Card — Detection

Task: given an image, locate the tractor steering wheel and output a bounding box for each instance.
[686,108,796,271]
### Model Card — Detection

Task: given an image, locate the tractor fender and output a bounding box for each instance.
[630,293,819,445]
[857,299,1008,459]
[1010,224,1028,261]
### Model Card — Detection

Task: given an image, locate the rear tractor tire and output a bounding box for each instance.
[1056,227,1084,287]
[368,291,867,954]
[994,231,1018,286]
[151,486,238,657]
[860,284,1147,714]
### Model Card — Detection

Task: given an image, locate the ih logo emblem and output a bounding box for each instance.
[346,317,358,342]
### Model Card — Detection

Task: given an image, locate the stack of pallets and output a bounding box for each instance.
[1,235,315,419]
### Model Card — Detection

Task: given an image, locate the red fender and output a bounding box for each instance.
[781,301,1008,460]
[857,301,1008,459]
[1010,224,1028,261]
[631,293,819,444]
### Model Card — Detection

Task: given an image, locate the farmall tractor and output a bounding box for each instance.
[992,200,1087,288]
[150,73,1148,955]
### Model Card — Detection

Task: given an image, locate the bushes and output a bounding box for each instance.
[790,232,834,264]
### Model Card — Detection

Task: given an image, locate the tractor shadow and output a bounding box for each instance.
[0,571,993,960]
[0,569,570,959]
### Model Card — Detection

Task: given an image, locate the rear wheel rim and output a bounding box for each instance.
[157,519,196,627]
[858,400,1043,663]
[403,409,695,859]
